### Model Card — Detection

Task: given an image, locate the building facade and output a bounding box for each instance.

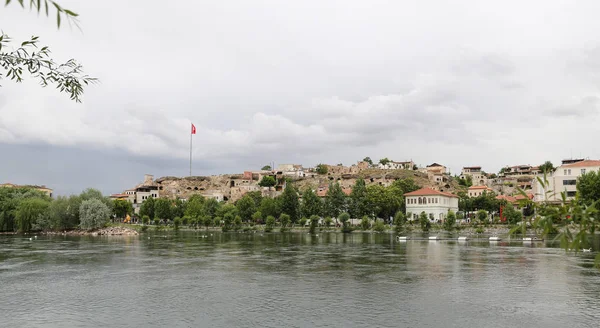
[467,185,494,197]
[404,188,459,222]
[532,159,600,202]
[460,166,488,186]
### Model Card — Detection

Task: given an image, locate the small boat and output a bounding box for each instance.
[458,236,469,241]
[429,236,439,241]
[489,236,501,241]
[583,248,592,253]
[397,236,409,241]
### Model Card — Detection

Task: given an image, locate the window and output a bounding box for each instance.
[428,198,431,204]
[581,169,586,175]
[564,169,567,175]
[568,169,571,175]
[567,191,577,197]
[562,180,577,186]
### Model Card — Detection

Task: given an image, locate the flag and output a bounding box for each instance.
[191,123,196,135]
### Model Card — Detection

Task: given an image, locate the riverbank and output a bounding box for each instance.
[41,226,139,236]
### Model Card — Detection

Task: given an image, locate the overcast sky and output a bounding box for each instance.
[1,0,600,195]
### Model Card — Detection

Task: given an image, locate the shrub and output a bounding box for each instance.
[252,211,263,224]
[279,213,291,232]
[444,210,456,231]
[142,215,150,225]
[234,215,242,231]
[475,227,485,234]
[140,225,149,232]
[373,220,386,232]
[299,217,308,227]
[222,213,234,232]
[324,217,333,227]
[173,217,182,230]
[214,217,221,227]
[265,215,276,232]
[338,212,352,233]
[360,216,370,230]
[394,211,405,234]
[419,212,430,232]
[309,215,320,234]
[79,199,111,230]
[477,210,488,225]
[153,217,160,226]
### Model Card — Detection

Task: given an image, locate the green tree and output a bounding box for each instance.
[204,198,220,218]
[324,182,347,218]
[476,210,488,225]
[222,213,234,232]
[362,157,373,165]
[360,216,370,230]
[15,198,50,232]
[373,220,386,232]
[502,205,523,225]
[279,213,290,232]
[280,184,300,223]
[260,197,280,219]
[233,215,242,231]
[394,211,406,234]
[309,215,319,234]
[245,191,263,207]
[419,212,431,232]
[79,199,110,230]
[349,178,369,219]
[261,165,272,171]
[252,211,263,224]
[315,164,328,175]
[185,194,205,219]
[154,198,173,221]
[577,171,600,206]
[379,158,391,166]
[539,161,555,174]
[265,215,276,232]
[217,203,238,219]
[236,195,256,222]
[139,196,155,221]
[444,210,456,231]
[338,212,352,233]
[301,188,322,218]
[258,175,276,187]
[366,184,401,221]
[1,1,96,102]
[113,199,132,219]
[173,198,186,219]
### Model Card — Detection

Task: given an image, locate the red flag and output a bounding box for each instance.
[191,123,196,135]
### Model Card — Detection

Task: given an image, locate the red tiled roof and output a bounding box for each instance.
[404,187,458,198]
[110,193,130,198]
[562,160,600,168]
[514,193,534,200]
[496,195,517,203]
[463,166,481,169]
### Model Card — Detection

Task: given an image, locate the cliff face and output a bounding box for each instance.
[153,167,461,202]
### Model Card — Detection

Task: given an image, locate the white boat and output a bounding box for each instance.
[397,236,409,241]
[489,236,501,241]
[458,236,469,241]
[429,236,439,241]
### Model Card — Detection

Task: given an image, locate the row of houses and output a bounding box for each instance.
[0,183,53,198]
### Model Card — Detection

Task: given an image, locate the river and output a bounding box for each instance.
[1,231,600,327]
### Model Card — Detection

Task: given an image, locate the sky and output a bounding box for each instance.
[1,0,600,196]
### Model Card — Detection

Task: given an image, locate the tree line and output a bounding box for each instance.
[0,187,130,232]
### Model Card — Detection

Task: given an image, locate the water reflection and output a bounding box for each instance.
[1,232,600,328]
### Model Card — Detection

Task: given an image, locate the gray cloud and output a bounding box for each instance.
[2,0,600,192]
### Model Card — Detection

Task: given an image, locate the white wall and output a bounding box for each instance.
[405,195,458,222]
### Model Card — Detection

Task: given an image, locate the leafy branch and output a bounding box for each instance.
[0,33,97,102]
[5,0,79,28]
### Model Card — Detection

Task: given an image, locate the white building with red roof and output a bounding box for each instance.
[533,159,600,202]
[404,188,459,222]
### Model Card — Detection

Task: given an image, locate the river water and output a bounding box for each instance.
[1,231,600,327]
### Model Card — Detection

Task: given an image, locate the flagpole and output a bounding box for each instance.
[190,124,193,177]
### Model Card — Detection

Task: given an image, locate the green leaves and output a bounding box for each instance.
[0,33,97,102]
[5,0,79,28]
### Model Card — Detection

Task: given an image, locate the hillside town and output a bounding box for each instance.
[88,157,599,222]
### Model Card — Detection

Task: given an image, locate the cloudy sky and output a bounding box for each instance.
[1,0,600,195]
